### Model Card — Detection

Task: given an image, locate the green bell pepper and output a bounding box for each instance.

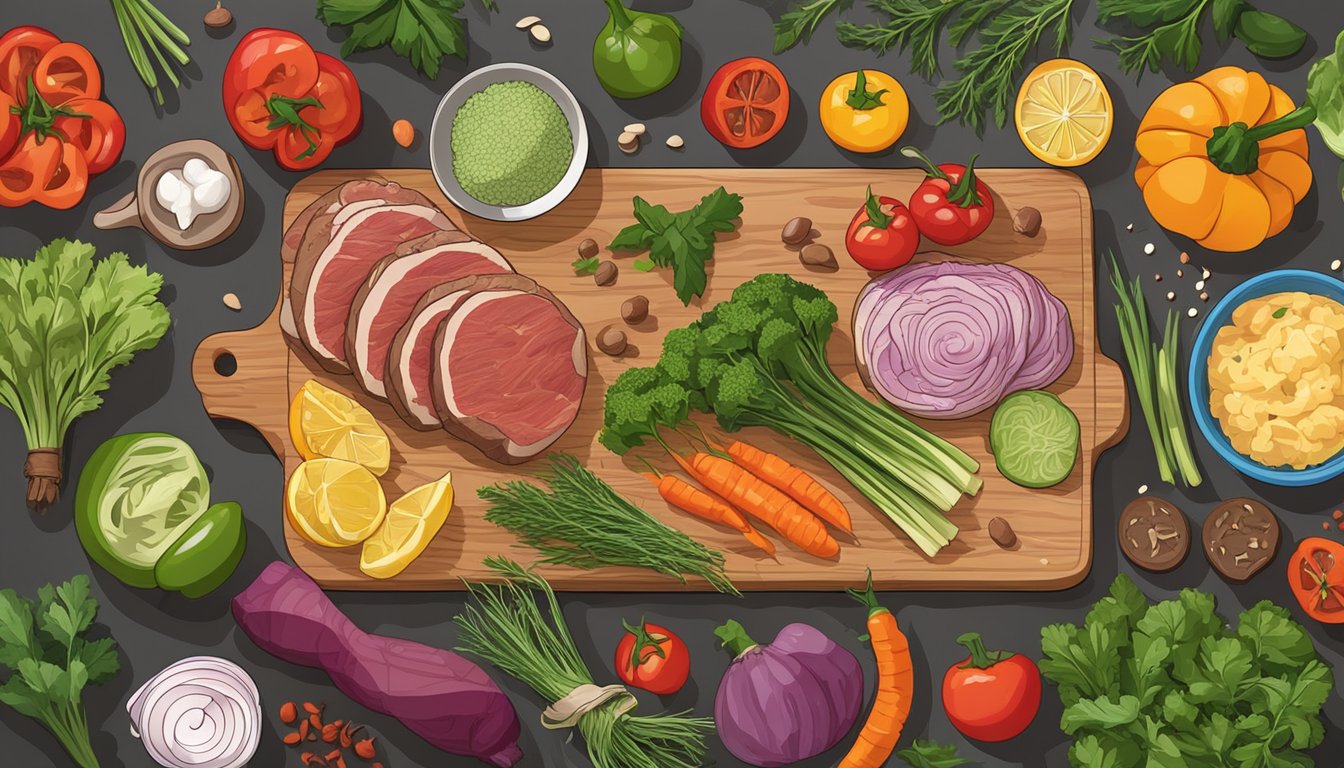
[593,0,683,99]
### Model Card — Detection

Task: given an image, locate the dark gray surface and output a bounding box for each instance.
[2,1,1343,766]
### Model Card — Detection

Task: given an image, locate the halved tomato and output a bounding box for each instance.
[54,99,125,174]
[34,138,87,210]
[32,41,101,103]
[0,26,60,99]
[700,57,789,150]
[1289,538,1344,624]
[0,90,19,160]
[0,133,60,207]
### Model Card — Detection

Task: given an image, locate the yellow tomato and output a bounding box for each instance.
[820,70,909,154]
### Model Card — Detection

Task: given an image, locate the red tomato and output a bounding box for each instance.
[0,133,60,207]
[34,137,87,209]
[942,632,1041,742]
[1288,538,1344,624]
[0,26,60,99]
[845,186,919,271]
[613,619,689,695]
[0,90,19,160]
[902,146,995,245]
[223,29,361,170]
[55,99,124,174]
[700,57,789,150]
[32,41,101,103]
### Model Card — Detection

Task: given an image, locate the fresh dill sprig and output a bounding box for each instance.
[932,0,1076,133]
[836,0,970,77]
[774,0,855,53]
[1096,0,1213,75]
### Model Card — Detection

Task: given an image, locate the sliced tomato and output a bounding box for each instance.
[0,133,60,207]
[0,26,60,99]
[0,90,19,161]
[1289,538,1344,624]
[53,99,124,174]
[700,57,790,150]
[33,138,87,209]
[33,41,100,103]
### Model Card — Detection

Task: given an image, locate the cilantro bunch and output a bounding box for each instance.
[609,187,743,305]
[0,576,121,768]
[317,0,497,79]
[1041,575,1333,768]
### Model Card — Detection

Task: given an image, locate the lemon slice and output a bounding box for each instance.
[286,458,387,547]
[360,473,454,580]
[289,379,391,476]
[1014,59,1113,167]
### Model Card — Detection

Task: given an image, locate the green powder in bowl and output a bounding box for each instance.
[450,81,574,207]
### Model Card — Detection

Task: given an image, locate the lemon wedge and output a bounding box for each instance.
[1014,59,1113,167]
[286,458,387,547]
[289,379,390,475]
[360,473,454,579]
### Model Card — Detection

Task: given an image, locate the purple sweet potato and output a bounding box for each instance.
[232,562,522,767]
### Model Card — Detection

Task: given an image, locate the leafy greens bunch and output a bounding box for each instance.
[0,576,121,768]
[0,239,170,509]
[1041,575,1333,768]
[600,273,980,557]
[609,187,743,306]
[1097,0,1306,75]
[317,0,497,79]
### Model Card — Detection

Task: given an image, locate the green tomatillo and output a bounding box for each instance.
[593,0,683,99]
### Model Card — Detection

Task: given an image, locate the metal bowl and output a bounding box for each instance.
[1188,269,1344,487]
[429,63,588,222]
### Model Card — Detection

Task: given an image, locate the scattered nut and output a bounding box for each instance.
[222,292,241,310]
[1013,206,1042,237]
[596,325,628,356]
[1154,273,1162,282]
[1176,269,1184,278]
[577,238,600,260]
[624,123,647,137]
[529,24,552,44]
[1143,243,1155,255]
[392,119,415,148]
[594,260,618,286]
[988,517,1017,548]
[1333,258,1342,271]
[781,217,812,245]
[515,15,542,29]
[1166,291,1176,301]
[204,1,233,28]
[665,134,684,149]
[621,295,649,324]
[1179,251,1191,264]
[1187,307,1198,318]
[799,243,837,269]
[1200,291,1209,301]
[617,131,640,155]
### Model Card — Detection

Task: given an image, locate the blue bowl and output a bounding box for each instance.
[1188,269,1344,487]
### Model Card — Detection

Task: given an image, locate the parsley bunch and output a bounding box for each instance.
[317,0,497,79]
[0,576,121,768]
[1041,575,1333,768]
[608,187,743,306]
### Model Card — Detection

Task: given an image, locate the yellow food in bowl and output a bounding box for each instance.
[1208,291,1344,469]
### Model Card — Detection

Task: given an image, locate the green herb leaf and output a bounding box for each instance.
[774,0,854,53]
[836,0,970,78]
[318,0,487,78]
[633,259,656,272]
[1211,0,1249,42]
[1308,30,1344,161]
[610,188,742,305]
[1097,0,1202,27]
[1097,0,1208,75]
[1272,306,1289,318]
[610,222,656,252]
[896,739,971,768]
[845,70,889,110]
[571,257,600,275]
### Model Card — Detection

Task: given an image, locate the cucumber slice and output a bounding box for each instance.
[990,391,1080,489]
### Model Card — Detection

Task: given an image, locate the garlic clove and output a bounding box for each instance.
[182,158,215,186]
[192,173,231,215]
[171,188,196,231]
[156,170,186,211]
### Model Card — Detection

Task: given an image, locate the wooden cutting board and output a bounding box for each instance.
[191,168,1127,591]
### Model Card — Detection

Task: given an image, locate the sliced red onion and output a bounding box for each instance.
[854,258,1073,419]
[128,656,261,768]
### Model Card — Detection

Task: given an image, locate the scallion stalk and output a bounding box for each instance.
[109,0,191,104]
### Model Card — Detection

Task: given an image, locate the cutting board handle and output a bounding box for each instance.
[1093,352,1130,455]
[191,304,290,459]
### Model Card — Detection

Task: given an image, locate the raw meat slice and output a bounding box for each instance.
[386,277,489,430]
[346,231,514,399]
[290,203,455,372]
[430,275,587,464]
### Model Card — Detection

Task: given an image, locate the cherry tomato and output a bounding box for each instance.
[0,90,19,161]
[700,57,789,150]
[613,619,689,695]
[942,632,1041,742]
[223,30,362,170]
[845,186,920,271]
[54,99,124,174]
[0,133,60,207]
[0,26,60,99]
[33,137,87,209]
[32,41,101,103]
[1288,538,1344,624]
[902,146,995,246]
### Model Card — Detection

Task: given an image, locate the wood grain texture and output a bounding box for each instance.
[190,168,1128,591]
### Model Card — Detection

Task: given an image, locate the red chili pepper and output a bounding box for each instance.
[902,146,995,246]
[941,631,1041,742]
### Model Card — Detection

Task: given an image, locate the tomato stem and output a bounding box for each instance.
[845,569,891,619]
[602,0,635,30]
[945,154,984,208]
[13,77,89,143]
[861,185,893,230]
[621,617,668,672]
[1206,104,1316,175]
[265,94,325,162]
[956,632,1012,669]
[901,145,947,181]
[845,70,888,111]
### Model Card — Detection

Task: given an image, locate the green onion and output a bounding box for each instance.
[109,0,191,105]
[1107,254,1203,487]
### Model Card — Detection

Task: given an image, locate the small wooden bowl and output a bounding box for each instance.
[95,139,244,250]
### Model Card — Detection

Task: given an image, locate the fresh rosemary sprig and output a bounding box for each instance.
[456,558,713,768]
[836,0,970,77]
[774,0,855,53]
[932,0,1076,133]
[479,454,739,595]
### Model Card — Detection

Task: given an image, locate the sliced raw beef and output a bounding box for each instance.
[430,275,587,464]
[346,231,514,400]
[290,202,456,372]
[386,277,490,431]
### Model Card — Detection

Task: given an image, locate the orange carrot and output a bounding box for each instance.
[721,440,853,534]
[675,452,839,558]
[642,472,776,556]
[839,572,914,768]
